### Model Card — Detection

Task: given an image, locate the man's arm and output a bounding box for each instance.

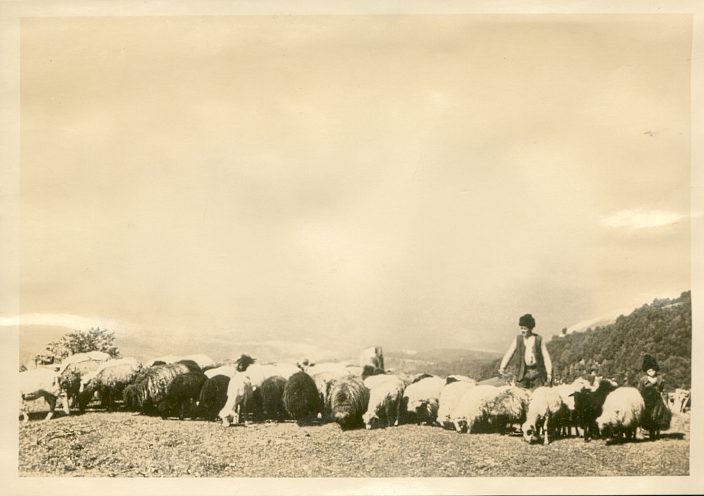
[541,338,553,382]
[498,338,517,374]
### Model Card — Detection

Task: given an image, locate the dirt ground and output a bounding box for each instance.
[18,407,689,477]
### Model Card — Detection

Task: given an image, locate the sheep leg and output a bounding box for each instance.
[394,399,401,427]
[44,396,57,422]
[19,396,28,424]
[543,413,550,445]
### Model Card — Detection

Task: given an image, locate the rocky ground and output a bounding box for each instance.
[18,408,689,477]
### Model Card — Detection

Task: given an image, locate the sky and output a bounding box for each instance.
[8,14,695,361]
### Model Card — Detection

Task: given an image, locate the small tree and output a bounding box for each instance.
[46,327,120,361]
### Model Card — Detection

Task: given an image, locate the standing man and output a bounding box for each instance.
[498,313,553,390]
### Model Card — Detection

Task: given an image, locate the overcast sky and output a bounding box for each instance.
[12,15,693,359]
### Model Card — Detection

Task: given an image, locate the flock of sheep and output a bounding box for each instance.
[20,347,669,444]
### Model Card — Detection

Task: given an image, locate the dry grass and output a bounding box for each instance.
[18,405,689,477]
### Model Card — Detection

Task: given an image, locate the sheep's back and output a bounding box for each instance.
[144,363,190,404]
[282,371,321,420]
[599,387,645,427]
[437,381,476,427]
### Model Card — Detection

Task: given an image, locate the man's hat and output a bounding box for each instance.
[519,314,535,329]
[642,354,659,372]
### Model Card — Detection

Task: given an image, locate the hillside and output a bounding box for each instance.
[385,348,502,378]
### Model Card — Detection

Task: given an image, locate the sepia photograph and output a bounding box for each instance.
[1,0,702,495]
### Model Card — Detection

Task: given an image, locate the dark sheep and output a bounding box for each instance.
[176,359,202,373]
[282,371,322,426]
[571,379,618,442]
[260,375,288,421]
[235,354,256,372]
[157,371,207,420]
[361,365,385,380]
[196,374,231,421]
[123,384,142,411]
[125,363,191,416]
[329,376,370,430]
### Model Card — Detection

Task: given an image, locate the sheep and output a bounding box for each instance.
[346,365,363,377]
[310,370,345,421]
[282,371,322,426]
[304,362,351,378]
[125,363,191,415]
[157,371,207,420]
[176,359,202,373]
[363,375,407,429]
[449,385,501,433]
[402,376,446,425]
[363,373,393,390]
[554,377,592,437]
[148,355,184,367]
[436,380,476,430]
[196,374,230,421]
[328,375,370,430]
[182,354,215,370]
[486,385,532,434]
[259,375,288,421]
[361,364,386,380]
[205,365,237,379]
[20,367,70,423]
[57,351,111,375]
[58,356,110,412]
[446,374,476,385]
[596,387,645,442]
[570,379,619,442]
[243,362,301,389]
[218,372,254,426]
[80,358,143,411]
[522,386,567,445]
[233,354,257,372]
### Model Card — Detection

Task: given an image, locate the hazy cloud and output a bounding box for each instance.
[602,209,688,229]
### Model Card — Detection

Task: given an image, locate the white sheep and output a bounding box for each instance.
[204,365,237,379]
[218,372,253,426]
[486,385,532,434]
[57,351,111,375]
[362,374,407,429]
[243,362,300,389]
[436,380,477,430]
[305,362,351,378]
[20,368,70,423]
[522,386,566,445]
[402,376,446,425]
[446,374,477,385]
[450,385,501,433]
[596,387,645,441]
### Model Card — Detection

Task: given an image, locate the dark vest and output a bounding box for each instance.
[514,334,546,381]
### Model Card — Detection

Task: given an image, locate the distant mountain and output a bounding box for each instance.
[385,348,502,378]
